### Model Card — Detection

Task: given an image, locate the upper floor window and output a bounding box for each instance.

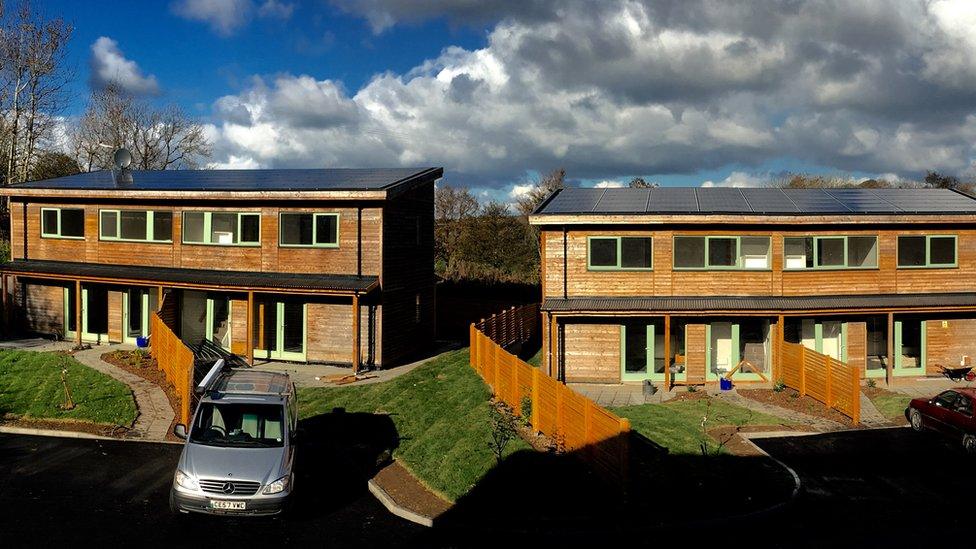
[784,235,878,270]
[673,236,770,270]
[40,208,85,239]
[897,235,957,268]
[587,236,652,270]
[279,213,339,248]
[99,210,173,242]
[182,211,261,246]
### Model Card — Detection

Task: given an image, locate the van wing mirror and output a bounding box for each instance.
[174,424,188,439]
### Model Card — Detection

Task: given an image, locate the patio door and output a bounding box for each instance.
[621,322,653,382]
[123,289,150,344]
[180,291,231,350]
[64,286,109,343]
[254,300,306,361]
[707,322,739,379]
[822,321,844,361]
[894,319,925,376]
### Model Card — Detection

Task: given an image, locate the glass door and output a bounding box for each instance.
[894,319,925,376]
[822,321,843,361]
[254,300,306,361]
[64,286,109,343]
[707,322,739,380]
[123,288,150,344]
[621,322,653,382]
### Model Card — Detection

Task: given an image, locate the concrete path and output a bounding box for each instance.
[713,390,846,431]
[858,391,890,428]
[568,383,676,407]
[71,345,175,441]
[887,377,974,398]
[259,341,464,388]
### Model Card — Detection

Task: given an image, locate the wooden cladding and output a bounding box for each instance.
[11,202,383,276]
[543,228,975,298]
[149,311,195,425]
[780,340,860,424]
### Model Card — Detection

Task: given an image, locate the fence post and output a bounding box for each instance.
[852,362,861,425]
[799,345,807,396]
[619,418,631,495]
[531,368,540,429]
[584,401,593,460]
[556,384,564,442]
[492,343,500,392]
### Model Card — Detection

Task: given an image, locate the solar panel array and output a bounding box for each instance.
[14,167,440,192]
[538,187,976,215]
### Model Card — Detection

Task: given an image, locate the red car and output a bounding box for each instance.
[907,388,976,453]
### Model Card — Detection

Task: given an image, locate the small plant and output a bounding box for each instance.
[866,378,877,388]
[687,385,698,393]
[773,379,786,392]
[518,396,533,429]
[488,402,518,463]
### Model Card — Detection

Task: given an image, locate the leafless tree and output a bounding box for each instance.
[0,0,73,185]
[434,184,479,266]
[514,168,565,217]
[71,83,212,171]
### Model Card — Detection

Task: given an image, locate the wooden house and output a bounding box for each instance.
[0,167,441,370]
[529,187,976,387]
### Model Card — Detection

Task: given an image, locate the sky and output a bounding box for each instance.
[41,0,976,202]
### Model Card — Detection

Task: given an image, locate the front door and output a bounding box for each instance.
[621,322,653,382]
[707,322,738,379]
[894,319,926,376]
[123,288,150,344]
[64,286,109,343]
[254,300,306,361]
[822,321,843,361]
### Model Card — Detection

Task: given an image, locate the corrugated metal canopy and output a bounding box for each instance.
[0,259,377,293]
[9,167,441,192]
[535,187,976,215]
[542,294,976,312]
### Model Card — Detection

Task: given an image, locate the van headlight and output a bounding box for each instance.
[263,475,290,495]
[174,470,199,491]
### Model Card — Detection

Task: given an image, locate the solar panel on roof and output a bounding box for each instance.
[876,189,976,213]
[592,188,651,212]
[646,187,699,212]
[823,189,893,212]
[542,188,606,213]
[782,189,852,213]
[695,188,753,212]
[740,188,799,213]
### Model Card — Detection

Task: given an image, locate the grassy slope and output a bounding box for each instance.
[869,390,913,420]
[298,349,529,502]
[612,398,792,455]
[0,350,137,426]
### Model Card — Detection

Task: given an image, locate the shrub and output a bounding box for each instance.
[518,395,533,429]
[488,402,518,463]
[773,379,786,392]
[866,378,877,388]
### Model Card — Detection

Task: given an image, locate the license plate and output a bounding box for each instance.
[211,500,246,510]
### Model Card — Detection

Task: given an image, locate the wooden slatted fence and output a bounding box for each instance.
[780,340,860,424]
[470,305,631,489]
[149,311,195,425]
[475,303,539,350]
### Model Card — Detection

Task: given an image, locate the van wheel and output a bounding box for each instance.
[909,409,923,432]
[963,435,976,454]
[168,491,182,516]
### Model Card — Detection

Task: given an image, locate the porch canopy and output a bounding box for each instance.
[542,293,976,315]
[0,259,378,295]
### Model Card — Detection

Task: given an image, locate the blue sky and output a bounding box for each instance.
[41,1,976,201]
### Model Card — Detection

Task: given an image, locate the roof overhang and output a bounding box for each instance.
[542,294,976,316]
[529,213,976,226]
[0,188,392,201]
[0,260,378,295]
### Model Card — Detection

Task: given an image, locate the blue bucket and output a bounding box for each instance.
[719,377,734,391]
[136,336,149,348]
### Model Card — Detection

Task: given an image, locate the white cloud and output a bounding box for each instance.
[593,180,625,188]
[172,0,253,36]
[701,171,765,188]
[508,183,534,199]
[258,0,294,19]
[207,0,976,186]
[89,37,159,95]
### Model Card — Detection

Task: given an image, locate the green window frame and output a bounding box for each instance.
[98,210,173,243]
[278,213,341,248]
[40,207,85,239]
[671,235,771,270]
[181,211,261,246]
[896,235,958,269]
[783,235,879,270]
[586,236,653,271]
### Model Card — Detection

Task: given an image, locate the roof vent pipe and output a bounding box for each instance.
[111,148,133,186]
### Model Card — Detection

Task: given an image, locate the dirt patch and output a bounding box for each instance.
[101,350,182,441]
[0,416,135,438]
[707,424,818,457]
[665,389,710,402]
[738,387,856,427]
[373,461,452,519]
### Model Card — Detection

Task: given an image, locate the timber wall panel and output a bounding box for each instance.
[230,299,248,355]
[846,321,867,376]
[541,227,976,299]
[305,299,379,366]
[685,324,707,384]
[19,282,65,335]
[563,322,620,383]
[925,318,976,375]
[108,290,123,343]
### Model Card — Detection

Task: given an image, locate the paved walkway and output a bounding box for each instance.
[887,377,973,398]
[858,391,890,428]
[568,383,676,407]
[713,390,846,431]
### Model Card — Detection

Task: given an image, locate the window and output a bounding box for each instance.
[673,236,770,270]
[784,236,878,270]
[279,213,340,247]
[586,236,652,270]
[181,212,261,246]
[99,210,173,242]
[40,208,85,239]
[897,235,957,268]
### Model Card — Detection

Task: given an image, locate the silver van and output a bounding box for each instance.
[170,366,298,516]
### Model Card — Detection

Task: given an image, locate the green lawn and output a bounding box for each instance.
[298,348,529,502]
[868,390,913,421]
[612,398,792,455]
[0,350,137,426]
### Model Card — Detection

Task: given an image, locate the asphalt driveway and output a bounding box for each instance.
[0,433,423,547]
[754,427,976,547]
